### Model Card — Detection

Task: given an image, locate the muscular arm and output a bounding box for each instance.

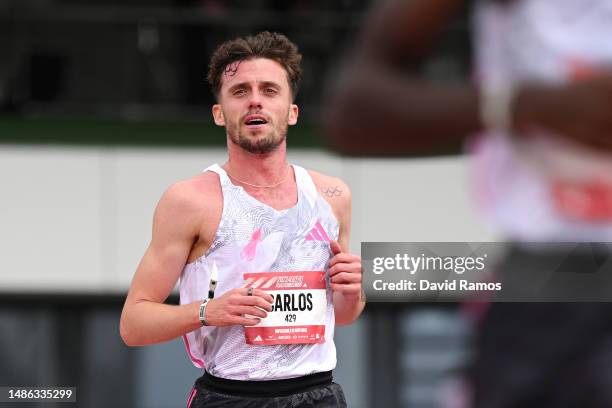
[120,176,273,346]
[326,0,612,156]
[325,0,477,156]
[119,182,205,346]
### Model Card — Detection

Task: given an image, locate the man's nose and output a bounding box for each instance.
[248,91,262,109]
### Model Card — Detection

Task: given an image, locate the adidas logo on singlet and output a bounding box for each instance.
[305,221,330,242]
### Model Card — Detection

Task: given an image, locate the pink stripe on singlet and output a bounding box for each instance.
[315,222,331,242]
[182,335,205,368]
[186,387,197,408]
[310,228,322,241]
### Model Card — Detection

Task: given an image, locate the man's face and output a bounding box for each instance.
[212,58,299,154]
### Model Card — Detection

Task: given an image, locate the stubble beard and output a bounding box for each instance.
[227,118,288,154]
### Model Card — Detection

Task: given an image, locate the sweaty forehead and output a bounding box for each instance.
[221,58,288,89]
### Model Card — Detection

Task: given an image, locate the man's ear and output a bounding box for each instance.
[212,105,225,126]
[288,104,299,126]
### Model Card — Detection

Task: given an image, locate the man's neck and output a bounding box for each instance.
[224,140,290,186]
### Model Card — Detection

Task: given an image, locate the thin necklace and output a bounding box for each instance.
[226,166,291,188]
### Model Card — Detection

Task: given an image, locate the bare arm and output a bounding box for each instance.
[120,179,274,346]
[325,0,477,155]
[119,182,205,346]
[325,0,612,155]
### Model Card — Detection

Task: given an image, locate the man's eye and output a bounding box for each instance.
[264,88,278,95]
[233,89,246,96]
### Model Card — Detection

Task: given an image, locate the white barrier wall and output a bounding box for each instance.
[0,145,497,292]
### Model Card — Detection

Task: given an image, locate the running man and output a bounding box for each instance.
[120,31,363,407]
[326,1,612,407]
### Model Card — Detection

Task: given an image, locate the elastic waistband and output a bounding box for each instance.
[196,370,333,398]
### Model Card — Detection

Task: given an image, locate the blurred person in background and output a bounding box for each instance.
[326,0,612,407]
[121,31,363,407]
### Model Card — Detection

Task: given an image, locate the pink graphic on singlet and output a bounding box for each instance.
[305,221,330,242]
[241,228,262,261]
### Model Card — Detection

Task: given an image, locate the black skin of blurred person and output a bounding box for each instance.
[325,0,612,156]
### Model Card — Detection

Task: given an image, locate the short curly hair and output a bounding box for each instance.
[207,31,302,101]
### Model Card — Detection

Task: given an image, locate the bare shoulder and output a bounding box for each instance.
[160,171,220,209]
[307,169,352,214]
[155,171,223,229]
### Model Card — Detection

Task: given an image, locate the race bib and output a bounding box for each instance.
[550,62,612,221]
[243,271,327,345]
[552,180,612,221]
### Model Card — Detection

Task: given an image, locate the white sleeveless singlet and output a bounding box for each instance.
[179,163,339,380]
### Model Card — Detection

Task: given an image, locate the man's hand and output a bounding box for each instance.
[204,288,273,327]
[329,240,362,301]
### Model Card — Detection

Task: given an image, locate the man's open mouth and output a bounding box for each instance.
[244,115,268,126]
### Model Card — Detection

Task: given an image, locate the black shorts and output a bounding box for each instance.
[187,370,347,408]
